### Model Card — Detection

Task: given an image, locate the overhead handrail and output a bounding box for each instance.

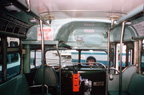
[25,0,30,12]
[17,0,49,26]
[116,4,144,24]
[110,4,144,30]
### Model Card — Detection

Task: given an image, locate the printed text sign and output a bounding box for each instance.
[37,27,53,40]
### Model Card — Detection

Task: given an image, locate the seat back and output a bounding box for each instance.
[34,66,58,87]
[108,65,137,92]
[122,65,137,92]
[128,73,144,95]
[0,74,30,95]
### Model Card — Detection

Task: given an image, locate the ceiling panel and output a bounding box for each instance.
[30,0,144,19]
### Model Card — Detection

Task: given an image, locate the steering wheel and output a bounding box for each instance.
[82,61,107,70]
[93,62,107,69]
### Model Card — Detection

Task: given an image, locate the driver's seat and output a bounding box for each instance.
[34,65,59,95]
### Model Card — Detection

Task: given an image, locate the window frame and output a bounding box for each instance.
[0,37,21,84]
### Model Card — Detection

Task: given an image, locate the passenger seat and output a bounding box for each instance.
[34,65,59,95]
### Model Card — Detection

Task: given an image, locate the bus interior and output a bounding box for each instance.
[0,0,144,95]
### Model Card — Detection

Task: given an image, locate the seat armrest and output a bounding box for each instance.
[30,85,48,95]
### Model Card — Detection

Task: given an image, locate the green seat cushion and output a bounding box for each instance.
[128,73,144,95]
[0,74,30,95]
[109,91,128,95]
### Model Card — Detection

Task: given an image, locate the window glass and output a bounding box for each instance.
[116,44,127,67]
[46,50,62,66]
[30,50,42,68]
[30,50,35,68]
[32,50,72,68]
[141,40,144,74]
[7,37,19,47]
[72,50,107,65]
[45,50,107,67]
[7,53,20,79]
[46,50,76,67]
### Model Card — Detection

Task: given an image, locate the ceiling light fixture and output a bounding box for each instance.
[5,3,21,13]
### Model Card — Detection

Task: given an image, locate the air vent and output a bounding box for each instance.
[0,11,31,37]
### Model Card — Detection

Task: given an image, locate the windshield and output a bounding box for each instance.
[45,50,107,67]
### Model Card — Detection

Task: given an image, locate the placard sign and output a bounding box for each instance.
[133,21,144,36]
[37,27,53,40]
[84,29,94,33]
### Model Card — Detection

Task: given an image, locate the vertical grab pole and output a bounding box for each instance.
[40,19,45,95]
[106,28,110,95]
[2,37,7,81]
[119,21,126,95]
[56,44,61,95]
[34,50,36,68]
[138,40,142,74]
[134,41,139,65]
[78,50,81,64]
[107,28,111,73]
[20,39,24,74]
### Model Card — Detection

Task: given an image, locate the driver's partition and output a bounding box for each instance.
[61,63,106,95]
